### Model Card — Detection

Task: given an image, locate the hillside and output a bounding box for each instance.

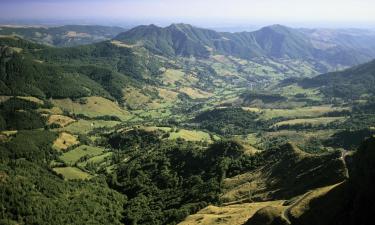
[285,136,375,225]
[299,59,375,100]
[221,143,346,202]
[0,25,126,47]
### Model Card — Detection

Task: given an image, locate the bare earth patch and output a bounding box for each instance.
[52,132,79,151]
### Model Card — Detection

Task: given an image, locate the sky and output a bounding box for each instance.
[1,0,375,29]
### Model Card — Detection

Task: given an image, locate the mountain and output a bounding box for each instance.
[115,23,375,69]
[0,25,126,47]
[114,23,219,57]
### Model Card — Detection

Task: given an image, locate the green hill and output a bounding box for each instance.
[0,36,152,102]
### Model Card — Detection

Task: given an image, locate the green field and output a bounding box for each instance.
[52,96,132,120]
[53,167,92,180]
[272,117,347,127]
[57,119,121,134]
[260,105,348,119]
[60,145,105,165]
[142,126,219,142]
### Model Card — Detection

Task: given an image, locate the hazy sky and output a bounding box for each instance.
[1,0,375,28]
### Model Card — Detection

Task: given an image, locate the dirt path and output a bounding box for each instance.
[340,150,350,179]
[282,191,313,224]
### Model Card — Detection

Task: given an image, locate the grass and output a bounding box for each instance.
[156,87,179,101]
[47,115,76,127]
[272,117,347,127]
[0,96,43,104]
[38,106,64,115]
[52,96,131,120]
[110,40,138,48]
[179,200,285,225]
[263,129,337,146]
[141,126,217,142]
[57,119,121,134]
[179,87,213,99]
[78,152,113,168]
[122,86,152,109]
[260,105,348,120]
[59,145,105,165]
[161,69,185,86]
[241,107,261,112]
[16,96,44,105]
[279,84,323,101]
[222,143,345,204]
[0,130,18,136]
[169,129,213,142]
[289,182,344,219]
[53,167,91,180]
[52,132,79,151]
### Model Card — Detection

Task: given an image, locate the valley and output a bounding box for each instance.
[1,22,375,225]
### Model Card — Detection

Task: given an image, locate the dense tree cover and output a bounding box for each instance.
[34,41,162,80]
[115,24,212,58]
[0,98,46,130]
[0,161,125,225]
[0,47,112,99]
[325,129,375,150]
[0,37,163,103]
[240,92,287,104]
[103,130,264,225]
[194,107,265,135]
[0,130,57,163]
[63,65,131,102]
[0,130,126,225]
[343,137,375,225]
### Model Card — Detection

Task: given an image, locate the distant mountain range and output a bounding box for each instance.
[0,25,126,47]
[2,23,375,72]
[115,23,375,70]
